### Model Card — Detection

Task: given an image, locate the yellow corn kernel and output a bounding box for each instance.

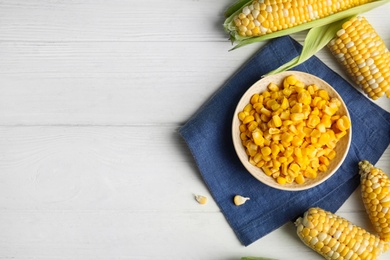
[247,121,258,132]
[289,163,300,173]
[272,114,282,127]
[295,174,305,184]
[294,147,303,158]
[277,176,287,185]
[262,166,272,176]
[271,143,280,157]
[327,150,336,160]
[279,111,289,121]
[268,82,279,92]
[240,132,248,141]
[261,146,272,156]
[279,156,287,163]
[335,131,347,139]
[317,89,330,101]
[252,130,264,146]
[243,103,253,112]
[307,114,320,128]
[291,103,303,113]
[253,152,262,164]
[243,115,255,124]
[297,90,312,105]
[307,85,316,95]
[319,156,330,166]
[318,132,330,146]
[291,113,305,121]
[239,124,247,133]
[336,115,351,132]
[250,93,260,104]
[281,132,294,143]
[280,97,289,109]
[238,111,247,121]
[260,107,272,117]
[316,123,327,133]
[195,195,207,205]
[318,164,327,172]
[292,136,303,147]
[282,87,292,97]
[321,115,332,128]
[310,129,321,138]
[233,195,250,206]
[286,75,298,86]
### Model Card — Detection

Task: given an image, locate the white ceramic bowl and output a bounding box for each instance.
[232,71,351,191]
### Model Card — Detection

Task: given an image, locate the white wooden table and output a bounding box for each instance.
[0,1,389,259]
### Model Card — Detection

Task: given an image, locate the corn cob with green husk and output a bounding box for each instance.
[224,0,390,50]
[295,207,389,259]
[328,16,390,100]
[359,160,390,242]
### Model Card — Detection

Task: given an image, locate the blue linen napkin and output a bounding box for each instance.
[179,36,390,246]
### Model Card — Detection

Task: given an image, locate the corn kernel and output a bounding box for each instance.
[272,115,282,127]
[336,115,351,131]
[195,195,207,205]
[277,176,287,185]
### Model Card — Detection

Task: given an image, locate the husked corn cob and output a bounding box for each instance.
[359,160,390,242]
[328,16,390,100]
[296,207,389,259]
[232,0,374,37]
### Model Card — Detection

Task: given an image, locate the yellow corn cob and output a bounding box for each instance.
[359,160,390,242]
[328,16,390,100]
[295,207,389,259]
[232,0,374,37]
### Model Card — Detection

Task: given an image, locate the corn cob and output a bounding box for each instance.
[359,160,390,242]
[295,207,389,259]
[328,16,390,100]
[230,0,374,38]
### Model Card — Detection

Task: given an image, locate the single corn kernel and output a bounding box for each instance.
[195,195,207,205]
[233,195,250,206]
[268,83,279,92]
[295,174,305,184]
[291,113,305,121]
[261,146,272,156]
[336,115,351,132]
[272,115,282,127]
[277,176,287,185]
[317,89,330,101]
[250,93,260,104]
[243,115,255,124]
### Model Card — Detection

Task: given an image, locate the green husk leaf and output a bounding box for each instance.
[224,0,390,50]
[224,0,252,18]
[264,17,353,76]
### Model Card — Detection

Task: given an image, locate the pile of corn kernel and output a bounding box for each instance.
[238,75,351,185]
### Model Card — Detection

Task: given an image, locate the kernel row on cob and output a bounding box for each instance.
[328,16,390,100]
[230,0,373,38]
[296,207,389,259]
[223,0,390,49]
[296,161,390,259]
[359,160,390,242]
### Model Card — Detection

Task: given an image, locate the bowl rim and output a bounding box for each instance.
[232,71,352,191]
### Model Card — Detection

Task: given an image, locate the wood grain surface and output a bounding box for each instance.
[0,1,389,259]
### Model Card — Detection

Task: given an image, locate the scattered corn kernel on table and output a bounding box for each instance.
[0,1,389,259]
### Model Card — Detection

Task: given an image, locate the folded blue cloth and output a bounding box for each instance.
[179,36,390,246]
